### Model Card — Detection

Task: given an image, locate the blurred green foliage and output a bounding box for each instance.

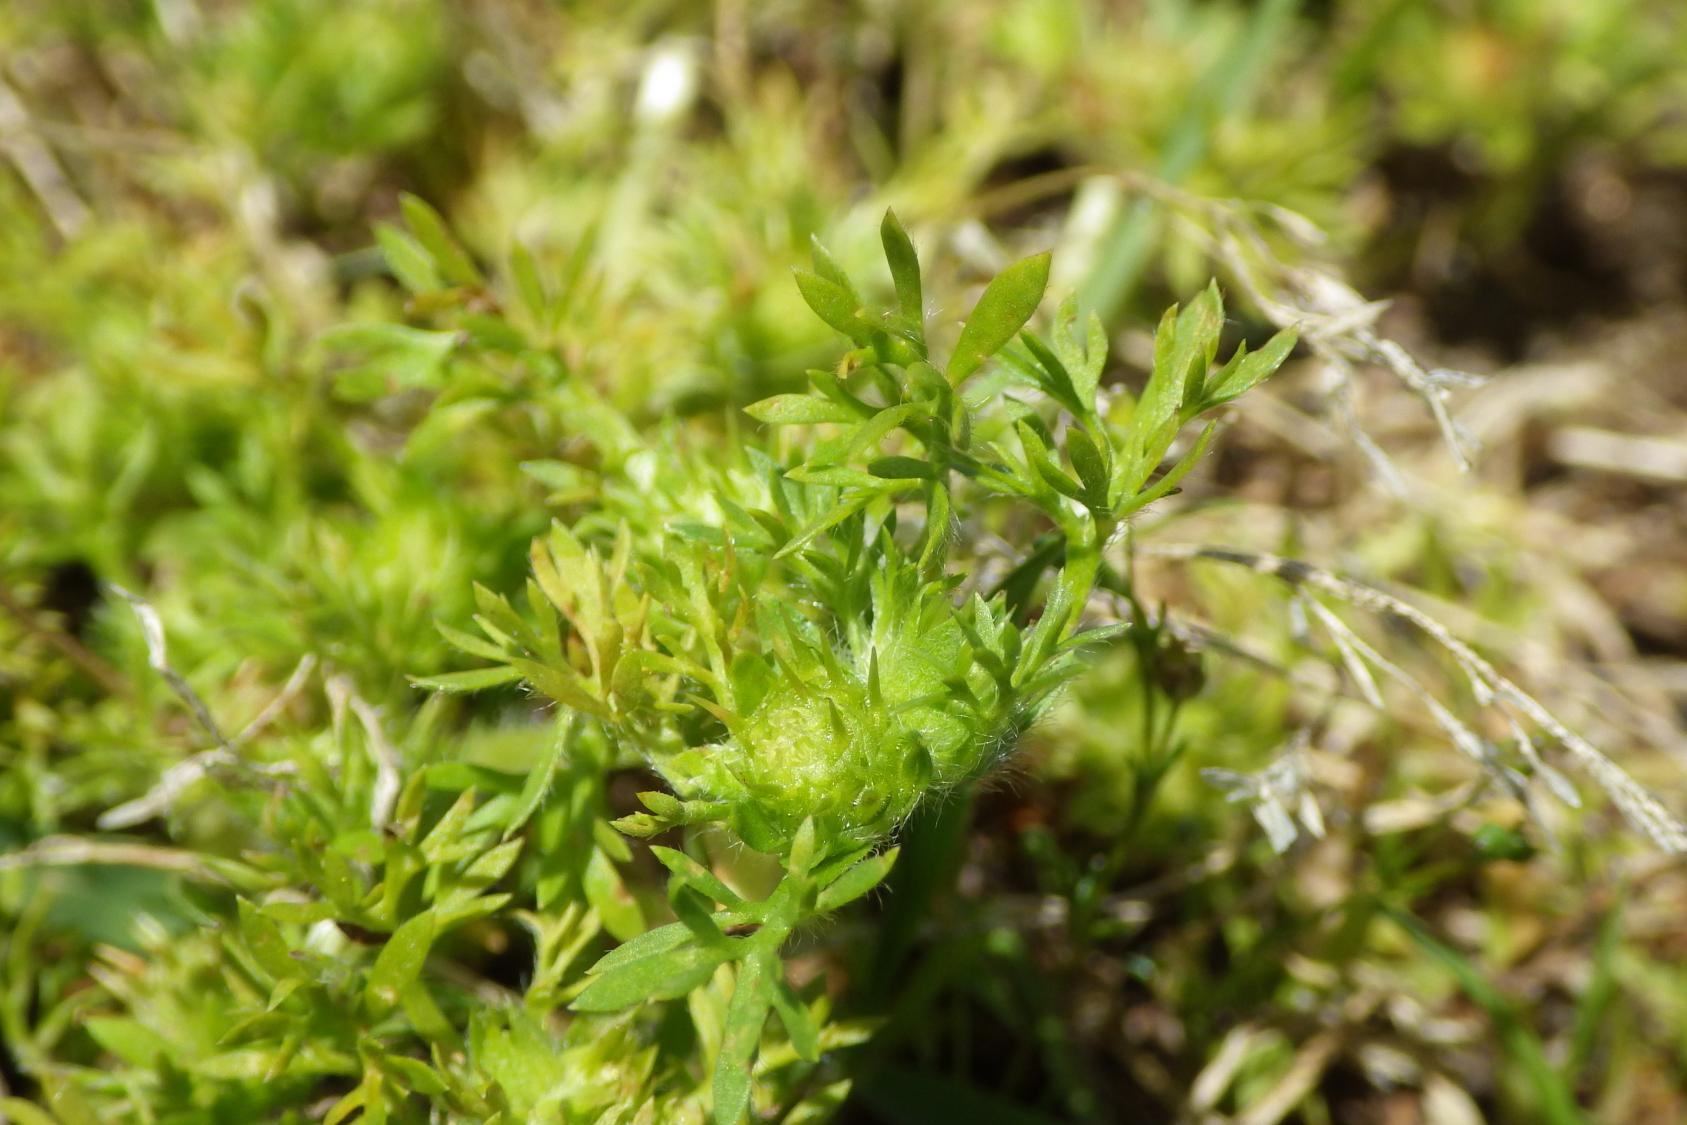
[4,1,1687,1122]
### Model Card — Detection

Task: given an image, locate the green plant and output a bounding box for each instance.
[8,4,1687,1122]
[0,196,1293,1123]
[416,206,1297,1121]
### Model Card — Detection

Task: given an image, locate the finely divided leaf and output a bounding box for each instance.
[1173,281,1224,404]
[1204,327,1298,407]
[1051,295,1109,405]
[1065,427,1110,507]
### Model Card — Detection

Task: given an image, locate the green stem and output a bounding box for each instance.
[864,791,975,1000]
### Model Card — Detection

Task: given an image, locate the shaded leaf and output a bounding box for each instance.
[1065,427,1109,506]
[375,224,441,294]
[585,847,644,941]
[503,721,568,840]
[771,979,820,1062]
[400,193,480,287]
[510,242,548,326]
[239,899,303,982]
[369,912,436,1007]
[816,848,899,912]
[713,949,775,1125]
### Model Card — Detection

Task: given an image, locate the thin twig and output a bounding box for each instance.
[0,74,90,239]
[0,836,233,885]
[1101,171,1481,486]
[327,675,403,829]
[111,584,234,752]
[1141,543,1687,852]
[235,654,318,744]
[98,587,294,829]
[99,752,230,830]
